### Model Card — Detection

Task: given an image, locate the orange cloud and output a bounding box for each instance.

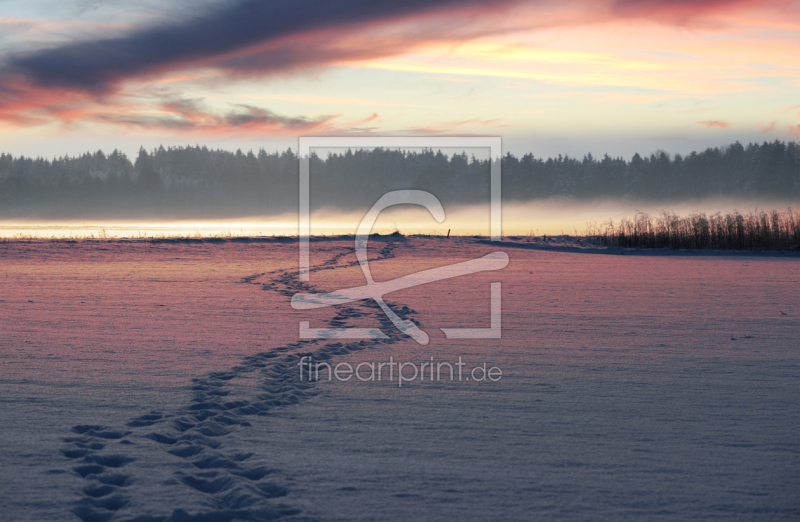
[697,120,730,128]
[757,121,777,133]
[352,113,381,125]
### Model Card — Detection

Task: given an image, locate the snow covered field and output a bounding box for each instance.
[0,237,797,521]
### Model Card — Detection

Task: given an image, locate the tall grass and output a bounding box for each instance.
[586,208,800,251]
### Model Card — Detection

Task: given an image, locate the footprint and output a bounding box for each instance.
[61,448,88,459]
[93,474,130,486]
[168,445,205,458]
[191,455,240,470]
[146,433,178,445]
[82,454,135,468]
[73,465,105,478]
[177,472,236,494]
[84,484,116,498]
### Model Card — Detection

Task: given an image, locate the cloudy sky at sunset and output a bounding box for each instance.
[1,0,798,158]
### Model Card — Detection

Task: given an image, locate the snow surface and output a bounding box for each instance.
[0,237,798,521]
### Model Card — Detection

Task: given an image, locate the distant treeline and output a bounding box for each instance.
[0,140,798,218]
[585,208,800,251]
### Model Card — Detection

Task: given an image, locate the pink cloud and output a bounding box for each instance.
[89,99,339,136]
[611,0,793,25]
[757,121,777,133]
[697,120,730,128]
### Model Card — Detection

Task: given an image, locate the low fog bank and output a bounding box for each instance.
[3,198,797,239]
[306,198,800,236]
[498,198,800,236]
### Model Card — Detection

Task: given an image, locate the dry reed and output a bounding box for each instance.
[585,208,800,251]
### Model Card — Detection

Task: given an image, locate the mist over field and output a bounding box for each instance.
[237,198,797,238]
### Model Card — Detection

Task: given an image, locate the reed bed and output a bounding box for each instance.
[585,208,800,251]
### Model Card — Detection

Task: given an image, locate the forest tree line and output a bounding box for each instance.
[0,140,797,218]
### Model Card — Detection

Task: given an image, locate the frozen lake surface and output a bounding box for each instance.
[0,237,798,521]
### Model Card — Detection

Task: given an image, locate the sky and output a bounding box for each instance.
[0,0,799,160]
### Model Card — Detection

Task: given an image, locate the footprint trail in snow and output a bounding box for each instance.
[58,240,419,522]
